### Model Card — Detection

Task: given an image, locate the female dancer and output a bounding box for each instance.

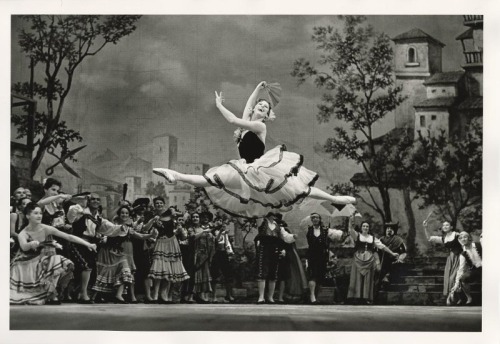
[10,197,32,259]
[37,178,72,229]
[423,219,462,305]
[347,215,399,305]
[10,203,97,305]
[113,205,156,303]
[153,81,355,219]
[144,198,190,303]
[190,211,215,303]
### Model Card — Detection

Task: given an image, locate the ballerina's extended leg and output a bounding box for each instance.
[153,168,210,187]
[309,187,356,205]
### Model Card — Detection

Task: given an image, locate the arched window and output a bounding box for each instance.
[408,47,417,63]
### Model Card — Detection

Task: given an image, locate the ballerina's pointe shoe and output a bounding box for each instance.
[153,168,178,184]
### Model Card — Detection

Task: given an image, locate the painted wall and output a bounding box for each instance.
[394,78,427,128]
[426,85,457,99]
[428,42,443,75]
[414,110,449,139]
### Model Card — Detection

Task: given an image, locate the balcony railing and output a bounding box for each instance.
[464,51,483,64]
[463,15,483,25]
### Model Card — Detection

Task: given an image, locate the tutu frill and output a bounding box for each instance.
[204,145,319,219]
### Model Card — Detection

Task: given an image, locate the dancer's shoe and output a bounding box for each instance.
[153,168,178,184]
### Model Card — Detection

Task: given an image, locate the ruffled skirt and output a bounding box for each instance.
[204,145,319,219]
[10,247,74,305]
[122,240,136,273]
[148,236,190,282]
[93,246,133,293]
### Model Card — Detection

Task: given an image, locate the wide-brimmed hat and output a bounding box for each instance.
[384,222,399,234]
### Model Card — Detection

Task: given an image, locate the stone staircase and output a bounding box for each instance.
[140,251,482,305]
[211,254,482,305]
[377,255,482,306]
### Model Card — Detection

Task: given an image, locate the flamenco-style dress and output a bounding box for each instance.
[203,131,319,219]
[92,234,133,293]
[10,233,74,305]
[148,217,190,283]
[114,219,138,282]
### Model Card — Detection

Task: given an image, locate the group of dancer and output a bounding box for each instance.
[10,81,481,306]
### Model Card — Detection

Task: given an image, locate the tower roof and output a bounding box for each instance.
[153,132,178,140]
[414,97,457,109]
[424,71,464,85]
[392,28,445,47]
[457,97,482,110]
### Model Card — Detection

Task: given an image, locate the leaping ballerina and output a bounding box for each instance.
[153,81,356,219]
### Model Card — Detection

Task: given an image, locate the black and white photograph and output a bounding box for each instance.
[3,0,499,343]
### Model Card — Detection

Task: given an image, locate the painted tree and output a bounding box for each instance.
[145,181,167,199]
[11,15,141,178]
[406,121,483,231]
[291,16,406,223]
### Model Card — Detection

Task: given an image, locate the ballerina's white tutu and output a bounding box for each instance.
[203,144,318,219]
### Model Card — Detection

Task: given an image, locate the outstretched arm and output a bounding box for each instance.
[423,220,442,244]
[242,81,266,121]
[44,225,97,251]
[215,91,266,134]
[37,194,72,206]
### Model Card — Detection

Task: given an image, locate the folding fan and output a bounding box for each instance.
[264,82,282,108]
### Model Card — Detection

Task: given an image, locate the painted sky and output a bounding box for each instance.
[11,15,466,183]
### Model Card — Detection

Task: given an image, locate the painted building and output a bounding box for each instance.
[168,189,192,211]
[152,133,178,183]
[350,16,483,253]
[392,28,445,129]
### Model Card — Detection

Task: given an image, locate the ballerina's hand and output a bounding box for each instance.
[87,243,97,252]
[215,91,224,107]
[257,81,267,89]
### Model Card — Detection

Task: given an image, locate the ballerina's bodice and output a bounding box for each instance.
[238,131,265,163]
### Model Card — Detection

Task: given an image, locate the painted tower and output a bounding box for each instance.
[152,133,178,183]
[456,15,483,96]
[392,28,445,129]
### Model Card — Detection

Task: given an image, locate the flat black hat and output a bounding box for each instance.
[132,198,150,210]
